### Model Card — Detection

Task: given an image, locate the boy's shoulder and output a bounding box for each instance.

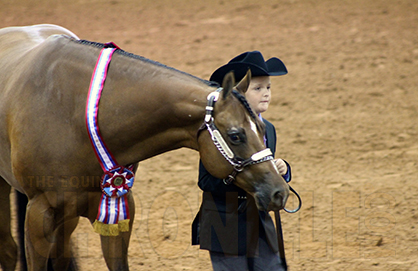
[262,118,275,129]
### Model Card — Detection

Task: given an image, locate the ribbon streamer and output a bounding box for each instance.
[85,42,135,236]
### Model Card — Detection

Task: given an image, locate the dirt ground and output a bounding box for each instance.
[1,0,418,270]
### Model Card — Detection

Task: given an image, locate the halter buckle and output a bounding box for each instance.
[204,88,222,123]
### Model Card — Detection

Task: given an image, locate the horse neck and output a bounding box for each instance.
[96,53,214,165]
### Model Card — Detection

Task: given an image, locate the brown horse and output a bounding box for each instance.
[0,24,289,271]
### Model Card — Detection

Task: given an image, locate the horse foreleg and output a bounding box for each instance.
[16,190,28,271]
[25,191,81,271]
[100,229,132,271]
[98,193,135,271]
[48,216,79,271]
[25,193,57,271]
[0,177,18,271]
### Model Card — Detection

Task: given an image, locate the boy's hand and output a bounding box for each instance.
[274,158,288,175]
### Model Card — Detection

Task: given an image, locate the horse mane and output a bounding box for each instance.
[69,38,261,130]
[232,90,257,120]
[71,38,217,87]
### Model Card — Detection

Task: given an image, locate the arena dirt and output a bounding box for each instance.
[2,0,417,270]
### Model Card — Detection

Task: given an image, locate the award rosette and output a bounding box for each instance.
[101,166,134,198]
[86,42,136,236]
[93,166,135,236]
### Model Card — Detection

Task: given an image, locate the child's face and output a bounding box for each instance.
[246,76,271,114]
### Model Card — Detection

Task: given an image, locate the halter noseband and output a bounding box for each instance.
[201,87,302,214]
[203,87,274,184]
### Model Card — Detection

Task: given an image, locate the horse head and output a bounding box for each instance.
[198,71,289,211]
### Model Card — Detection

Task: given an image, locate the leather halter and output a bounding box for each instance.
[200,87,302,213]
[202,87,274,184]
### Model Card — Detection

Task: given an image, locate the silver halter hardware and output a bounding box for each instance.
[204,88,274,184]
[203,88,302,213]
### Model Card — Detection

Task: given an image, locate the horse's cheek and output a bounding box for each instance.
[197,131,232,179]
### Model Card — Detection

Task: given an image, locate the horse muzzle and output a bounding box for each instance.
[253,179,290,212]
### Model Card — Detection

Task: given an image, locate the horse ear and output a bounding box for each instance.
[235,69,251,94]
[221,71,235,99]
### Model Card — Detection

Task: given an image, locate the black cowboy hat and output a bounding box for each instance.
[210,51,287,84]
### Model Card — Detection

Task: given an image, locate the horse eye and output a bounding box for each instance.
[229,134,240,143]
[227,129,246,145]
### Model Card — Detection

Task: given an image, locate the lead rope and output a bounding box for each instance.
[284,186,302,213]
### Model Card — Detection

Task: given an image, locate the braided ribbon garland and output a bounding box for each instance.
[85,42,135,236]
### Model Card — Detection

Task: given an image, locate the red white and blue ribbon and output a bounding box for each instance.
[85,42,135,235]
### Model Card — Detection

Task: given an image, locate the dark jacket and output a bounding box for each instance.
[192,119,291,257]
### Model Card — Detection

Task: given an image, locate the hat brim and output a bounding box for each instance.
[266,58,288,76]
[210,57,287,84]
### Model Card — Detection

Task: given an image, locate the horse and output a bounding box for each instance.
[0,24,289,271]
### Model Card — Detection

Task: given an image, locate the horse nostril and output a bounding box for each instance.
[272,188,288,208]
[273,190,283,206]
